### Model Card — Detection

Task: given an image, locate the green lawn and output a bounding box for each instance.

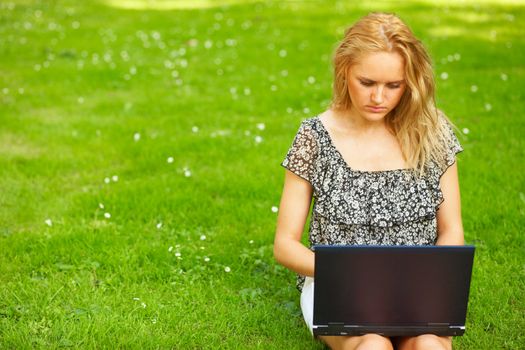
[1,0,524,348]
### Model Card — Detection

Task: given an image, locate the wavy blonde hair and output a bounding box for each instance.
[331,12,453,176]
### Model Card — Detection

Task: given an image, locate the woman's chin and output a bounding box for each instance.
[359,110,389,122]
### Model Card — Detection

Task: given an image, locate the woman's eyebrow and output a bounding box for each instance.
[357,76,405,83]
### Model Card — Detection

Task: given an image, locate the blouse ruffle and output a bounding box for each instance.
[314,170,438,228]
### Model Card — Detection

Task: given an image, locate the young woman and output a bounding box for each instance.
[274,13,464,350]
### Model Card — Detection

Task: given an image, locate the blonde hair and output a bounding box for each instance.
[331,13,452,176]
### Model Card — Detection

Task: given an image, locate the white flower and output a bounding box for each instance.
[244,88,251,95]
[141,302,147,308]
[191,126,199,133]
[279,49,287,57]
[45,219,52,227]
[270,85,277,91]
[167,156,174,163]
[204,257,210,262]
[249,240,254,244]
[440,72,449,80]
[168,246,173,252]
[200,235,206,241]
[254,135,263,144]
[104,177,110,184]
[133,297,140,301]
[99,203,104,209]
[485,103,492,111]
[133,132,141,142]
[470,85,478,93]
[500,73,508,81]
[303,107,310,114]
[271,206,279,213]
[156,222,162,229]
[175,252,181,257]
[188,38,198,47]
[112,175,118,182]
[183,168,192,177]
[256,123,265,131]
[307,76,316,84]
[224,266,231,273]
[226,39,237,47]
[104,212,111,219]
[462,128,470,135]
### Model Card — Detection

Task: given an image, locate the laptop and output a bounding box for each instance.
[313,245,475,337]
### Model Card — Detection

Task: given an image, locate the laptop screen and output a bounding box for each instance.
[313,246,475,329]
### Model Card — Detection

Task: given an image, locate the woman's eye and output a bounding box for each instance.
[359,80,374,87]
[387,84,401,89]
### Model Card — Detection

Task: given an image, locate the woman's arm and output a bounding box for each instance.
[273,170,315,277]
[435,162,464,245]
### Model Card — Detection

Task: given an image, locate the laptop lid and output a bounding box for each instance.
[313,245,475,336]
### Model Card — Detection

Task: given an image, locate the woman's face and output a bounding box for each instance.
[346,51,406,123]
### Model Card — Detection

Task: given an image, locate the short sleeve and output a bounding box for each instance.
[281,121,318,184]
[439,113,463,171]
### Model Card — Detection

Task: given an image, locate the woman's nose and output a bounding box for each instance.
[371,86,384,104]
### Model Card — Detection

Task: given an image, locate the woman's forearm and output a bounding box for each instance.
[436,229,464,245]
[274,236,315,277]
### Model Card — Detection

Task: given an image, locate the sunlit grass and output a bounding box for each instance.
[103,0,258,10]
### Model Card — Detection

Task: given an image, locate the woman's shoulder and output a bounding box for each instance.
[291,115,323,139]
[298,115,321,128]
[423,109,463,176]
[436,109,462,147]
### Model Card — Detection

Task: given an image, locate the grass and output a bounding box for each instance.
[0,0,524,348]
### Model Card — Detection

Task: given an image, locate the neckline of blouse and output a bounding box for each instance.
[313,116,413,175]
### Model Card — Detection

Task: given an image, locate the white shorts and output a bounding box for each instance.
[300,276,315,335]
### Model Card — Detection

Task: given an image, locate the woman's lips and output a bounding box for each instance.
[365,106,387,112]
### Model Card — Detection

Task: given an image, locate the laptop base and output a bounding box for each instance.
[313,325,465,337]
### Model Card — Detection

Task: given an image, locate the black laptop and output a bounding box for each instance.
[313,245,475,337]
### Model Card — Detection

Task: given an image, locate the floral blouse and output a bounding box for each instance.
[281,116,463,291]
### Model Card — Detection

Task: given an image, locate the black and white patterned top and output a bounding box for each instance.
[281,116,463,291]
